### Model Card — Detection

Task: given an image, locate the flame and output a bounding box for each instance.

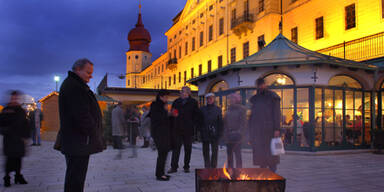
[222,163,232,180]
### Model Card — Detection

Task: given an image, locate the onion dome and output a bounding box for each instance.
[128,13,151,52]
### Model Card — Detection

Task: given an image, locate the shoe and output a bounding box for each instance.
[156,175,170,181]
[3,176,10,187]
[184,168,190,173]
[165,175,171,178]
[167,169,177,174]
[14,174,28,184]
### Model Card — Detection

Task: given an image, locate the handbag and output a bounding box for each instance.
[270,137,285,156]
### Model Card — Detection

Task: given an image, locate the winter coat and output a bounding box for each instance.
[223,104,247,144]
[139,110,151,138]
[171,97,201,137]
[0,104,30,157]
[149,98,171,151]
[248,89,281,165]
[112,105,126,136]
[58,71,104,156]
[30,108,43,131]
[199,104,223,142]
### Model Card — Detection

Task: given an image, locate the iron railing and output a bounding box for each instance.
[231,13,255,29]
[317,32,384,61]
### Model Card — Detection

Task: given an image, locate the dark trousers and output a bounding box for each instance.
[171,134,192,170]
[64,155,90,192]
[155,148,168,177]
[226,143,242,168]
[113,136,123,149]
[202,141,218,168]
[5,157,22,175]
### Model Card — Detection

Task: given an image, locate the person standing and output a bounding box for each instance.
[30,104,43,146]
[149,90,172,181]
[139,106,151,148]
[58,58,105,192]
[112,102,126,159]
[168,86,201,173]
[199,93,223,168]
[223,93,247,168]
[249,78,281,172]
[127,107,140,158]
[0,90,30,187]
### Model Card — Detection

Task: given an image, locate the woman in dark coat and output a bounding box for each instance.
[223,93,247,168]
[249,78,281,172]
[149,90,172,181]
[0,90,30,187]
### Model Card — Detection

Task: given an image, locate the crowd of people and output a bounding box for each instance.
[0,58,283,192]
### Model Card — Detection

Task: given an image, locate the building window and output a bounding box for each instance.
[291,27,298,44]
[143,77,145,83]
[185,42,188,55]
[243,41,249,59]
[218,55,223,68]
[291,0,297,3]
[192,19,196,24]
[231,9,236,28]
[184,71,187,84]
[161,64,164,72]
[230,47,236,63]
[191,68,194,78]
[174,74,176,85]
[179,46,182,58]
[179,72,181,83]
[345,4,356,30]
[219,18,224,35]
[208,60,212,72]
[382,0,384,18]
[200,31,204,47]
[209,5,213,11]
[315,16,324,39]
[244,0,249,16]
[259,0,264,13]
[135,55,139,59]
[258,35,265,51]
[192,37,196,51]
[128,80,130,86]
[169,77,171,86]
[173,49,176,59]
[199,64,202,76]
[209,25,213,41]
[165,81,167,89]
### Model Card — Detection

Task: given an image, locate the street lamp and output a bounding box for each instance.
[54,75,60,92]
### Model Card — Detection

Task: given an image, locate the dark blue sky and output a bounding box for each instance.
[0,0,186,104]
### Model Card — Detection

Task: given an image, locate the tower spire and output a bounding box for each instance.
[139,0,142,14]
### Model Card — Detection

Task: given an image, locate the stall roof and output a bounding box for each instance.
[188,34,377,85]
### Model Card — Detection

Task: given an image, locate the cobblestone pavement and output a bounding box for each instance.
[0,138,384,192]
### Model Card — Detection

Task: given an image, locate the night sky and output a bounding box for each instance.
[0,0,186,104]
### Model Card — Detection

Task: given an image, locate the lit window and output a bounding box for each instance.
[291,27,298,44]
[315,16,324,39]
[329,75,362,88]
[263,74,294,86]
[208,60,212,73]
[218,55,223,68]
[219,18,224,35]
[185,41,188,55]
[192,37,196,51]
[200,31,204,46]
[259,0,264,13]
[243,41,249,59]
[230,47,236,63]
[209,25,213,41]
[345,4,356,30]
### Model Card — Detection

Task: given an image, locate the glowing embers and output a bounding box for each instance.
[196,168,286,192]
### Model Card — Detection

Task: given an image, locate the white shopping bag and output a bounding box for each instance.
[270,137,285,156]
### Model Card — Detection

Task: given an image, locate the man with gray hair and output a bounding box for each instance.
[58,58,105,192]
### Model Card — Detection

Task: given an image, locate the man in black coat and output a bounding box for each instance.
[168,86,201,173]
[149,90,172,181]
[58,58,104,192]
[199,93,223,168]
[249,78,281,172]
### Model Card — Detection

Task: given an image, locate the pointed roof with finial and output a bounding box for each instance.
[127,0,151,52]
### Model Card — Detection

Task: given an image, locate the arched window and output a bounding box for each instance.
[329,75,362,88]
[209,80,229,93]
[263,73,294,86]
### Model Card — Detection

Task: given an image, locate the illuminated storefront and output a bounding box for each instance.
[190,34,377,151]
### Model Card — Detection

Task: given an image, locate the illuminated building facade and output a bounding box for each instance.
[122,0,384,150]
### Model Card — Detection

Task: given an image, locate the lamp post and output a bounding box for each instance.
[54,75,60,92]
